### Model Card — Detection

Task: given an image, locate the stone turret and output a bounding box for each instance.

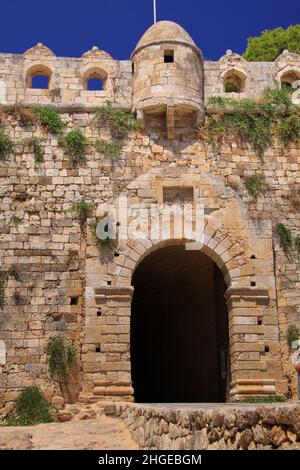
[131,21,204,138]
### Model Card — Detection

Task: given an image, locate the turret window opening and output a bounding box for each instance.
[164,50,174,63]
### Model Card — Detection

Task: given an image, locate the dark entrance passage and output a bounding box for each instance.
[131,245,229,403]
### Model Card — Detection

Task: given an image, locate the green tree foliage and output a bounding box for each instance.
[243,25,300,61]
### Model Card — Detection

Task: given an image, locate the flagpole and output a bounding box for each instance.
[153,0,157,24]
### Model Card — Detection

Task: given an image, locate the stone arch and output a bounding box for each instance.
[81,62,115,93]
[24,62,54,89]
[115,232,253,289]
[276,67,300,88]
[82,66,108,91]
[221,67,247,93]
[114,234,276,401]
[86,169,278,403]
[130,242,230,402]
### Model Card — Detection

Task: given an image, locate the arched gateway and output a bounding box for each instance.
[131,244,229,403]
[88,231,278,403]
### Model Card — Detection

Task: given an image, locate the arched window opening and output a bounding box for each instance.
[87,76,104,91]
[31,74,49,89]
[84,69,107,91]
[281,70,300,89]
[223,69,246,93]
[26,65,52,90]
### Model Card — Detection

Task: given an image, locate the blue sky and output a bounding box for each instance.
[0,0,299,60]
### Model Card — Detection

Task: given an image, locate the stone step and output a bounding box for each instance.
[79,395,103,404]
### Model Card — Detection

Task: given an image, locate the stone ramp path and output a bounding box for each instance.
[0,416,139,450]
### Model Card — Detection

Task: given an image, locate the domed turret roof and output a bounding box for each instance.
[133,21,197,54]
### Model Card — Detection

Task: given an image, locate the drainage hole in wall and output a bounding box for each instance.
[70,296,79,305]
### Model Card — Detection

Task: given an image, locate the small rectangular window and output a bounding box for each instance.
[164,50,174,63]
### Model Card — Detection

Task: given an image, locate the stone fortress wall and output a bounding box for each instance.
[0,21,300,407]
[1,35,300,110]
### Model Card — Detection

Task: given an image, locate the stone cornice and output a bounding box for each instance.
[225,286,269,302]
[95,286,134,301]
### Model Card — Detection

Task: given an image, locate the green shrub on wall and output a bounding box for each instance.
[224,82,239,93]
[95,139,123,161]
[94,101,141,138]
[246,173,269,200]
[70,200,95,229]
[10,215,22,226]
[204,87,300,159]
[59,129,88,165]
[276,223,300,256]
[93,101,141,161]
[276,223,293,253]
[0,130,14,161]
[33,106,64,134]
[46,336,76,383]
[93,213,115,248]
[6,387,54,426]
[23,136,44,164]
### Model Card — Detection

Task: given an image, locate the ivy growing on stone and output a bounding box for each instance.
[46,336,76,383]
[0,130,15,161]
[33,106,64,134]
[23,136,43,164]
[59,129,88,165]
[276,223,293,253]
[204,87,300,159]
[94,101,141,138]
[10,215,22,226]
[93,213,115,248]
[93,101,141,161]
[246,173,269,200]
[276,223,300,256]
[70,200,95,229]
[95,139,123,161]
